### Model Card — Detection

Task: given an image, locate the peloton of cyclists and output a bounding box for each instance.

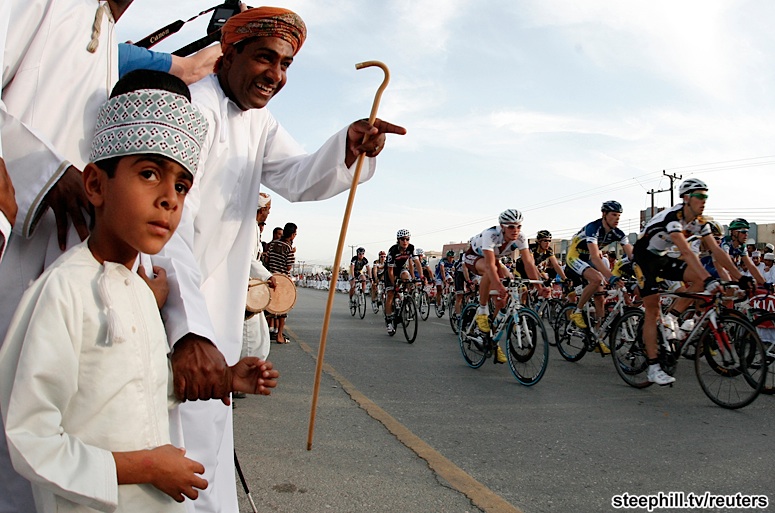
[463,209,549,363]
[385,229,423,335]
[565,201,634,353]
[349,247,371,302]
[632,178,752,385]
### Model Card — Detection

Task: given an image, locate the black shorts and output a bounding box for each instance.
[564,266,584,289]
[454,270,466,293]
[632,245,687,298]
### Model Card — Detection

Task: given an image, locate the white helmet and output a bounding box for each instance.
[415,248,424,256]
[678,178,708,197]
[498,209,523,225]
[396,229,411,239]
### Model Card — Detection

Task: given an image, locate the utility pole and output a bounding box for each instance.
[662,170,682,206]
[348,245,357,259]
[646,187,671,219]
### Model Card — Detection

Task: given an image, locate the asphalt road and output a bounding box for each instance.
[233,287,774,513]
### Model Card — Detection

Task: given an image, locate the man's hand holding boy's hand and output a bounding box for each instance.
[138,265,168,309]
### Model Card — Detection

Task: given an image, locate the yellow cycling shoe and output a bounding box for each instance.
[475,313,491,333]
[569,310,587,329]
[495,345,507,364]
[594,341,611,355]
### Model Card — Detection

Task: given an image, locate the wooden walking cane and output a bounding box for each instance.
[307,61,390,450]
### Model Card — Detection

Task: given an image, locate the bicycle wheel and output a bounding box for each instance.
[554,305,589,362]
[695,314,766,409]
[752,313,775,394]
[435,293,446,318]
[357,291,366,319]
[418,291,430,321]
[401,296,418,343]
[610,308,651,389]
[507,308,549,386]
[458,304,487,368]
[349,294,357,316]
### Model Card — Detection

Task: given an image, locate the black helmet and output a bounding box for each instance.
[536,230,552,240]
[601,200,623,213]
[357,247,365,253]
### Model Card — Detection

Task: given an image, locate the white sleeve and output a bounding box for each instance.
[260,122,377,202]
[0,211,10,263]
[1,0,70,238]
[0,276,119,511]
[250,258,272,281]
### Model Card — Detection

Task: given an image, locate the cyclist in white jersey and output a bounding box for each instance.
[633,178,751,385]
[463,209,548,363]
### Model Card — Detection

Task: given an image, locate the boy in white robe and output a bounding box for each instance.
[0,84,277,513]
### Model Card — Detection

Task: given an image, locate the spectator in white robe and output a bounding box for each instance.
[240,193,274,363]
[763,253,775,284]
[152,7,406,512]
[0,2,133,511]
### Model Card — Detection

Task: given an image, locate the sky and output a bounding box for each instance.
[118,0,775,268]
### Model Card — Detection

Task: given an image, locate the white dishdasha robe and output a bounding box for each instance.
[0,242,183,513]
[154,74,376,513]
[0,2,117,510]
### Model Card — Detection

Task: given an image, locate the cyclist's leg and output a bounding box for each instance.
[349,277,356,298]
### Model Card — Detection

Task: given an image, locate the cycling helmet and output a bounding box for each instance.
[379,250,386,256]
[708,220,723,237]
[498,209,523,225]
[678,178,708,197]
[501,256,513,265]
[536,230,552,240]
[728,218,750,231]
[357,247,365,253]
[396,229,411,239]
[601,200,623,213]
[415,248,424,256]
[446,250,455,257]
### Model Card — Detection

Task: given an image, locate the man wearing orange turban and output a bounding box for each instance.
[152,6,406,513]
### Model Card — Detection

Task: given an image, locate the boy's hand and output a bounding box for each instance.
[148,445,207,502]
[231,357,279,396]
[138,265,169,309]
[0,158,18,227]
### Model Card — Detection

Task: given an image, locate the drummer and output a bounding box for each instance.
[240,193,275,379]
[265,222,297,344]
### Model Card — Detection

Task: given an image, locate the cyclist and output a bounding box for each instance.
[414,248,434,286]
[453,251,474,317]
[349,247,371,303]
[372,250,387,303]
[632,178,751,385]
[464,209,549,363]
[519,230,567,283]
[435,250,456,303]
[565,201,634,352]
[385,229,422,335]
[720,218,765,285]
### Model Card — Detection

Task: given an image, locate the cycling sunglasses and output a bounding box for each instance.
[689,192,708,200]
[398,237,410,241]
[503,224,522,230]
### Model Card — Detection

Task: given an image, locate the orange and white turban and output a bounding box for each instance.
[221,7,306,53]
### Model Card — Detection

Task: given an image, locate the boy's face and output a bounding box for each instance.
[85,156,192,262]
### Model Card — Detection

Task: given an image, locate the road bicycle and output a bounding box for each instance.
[433,280,454,318]
[458,278,549,386]
[554,283,637,362]
[371,280,385,314]
[413,284,431,321]
[386,279,418,343]
[450,287,478,335]
[348,275,368,319]
[610,284,767,409]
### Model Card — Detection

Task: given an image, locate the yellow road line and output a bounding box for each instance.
[287,327,523,513]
